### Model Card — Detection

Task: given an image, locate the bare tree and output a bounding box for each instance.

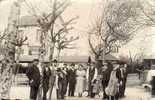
[0,0,25,98]
[24,0,79,99]
[88,0,151,70]
[55,16,79,59]
[24,0,79,61]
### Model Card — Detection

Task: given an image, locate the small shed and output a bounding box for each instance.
[143,55,155,69]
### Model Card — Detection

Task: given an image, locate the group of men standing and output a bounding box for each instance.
[26,59,128,100]
[26,59,78,100]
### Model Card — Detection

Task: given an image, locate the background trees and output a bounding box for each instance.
[88,0,155,72]
[24,0,79,99]
[24,0,79,62]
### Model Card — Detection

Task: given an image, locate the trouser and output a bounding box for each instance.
[43,83,49,100]
[88,81,95,98]
[102,80,109,99]
[68,82,76,96]
[122,79,127,95]
[90,85,95,98]
[48,77,55,99]
[57,80,66,100]
[88,81,91,96]
[108,94,119,100]
[64,79,68,95]
[30,86,39,100]
[119,79,127,97]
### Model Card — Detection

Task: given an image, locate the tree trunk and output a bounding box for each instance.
[49,43,55,62]
[0,1,21,98]
[95,55,103,75]
[57,49,61,61]
[48,42,55,100]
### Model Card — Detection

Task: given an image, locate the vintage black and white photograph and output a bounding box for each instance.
[0,0,155,100]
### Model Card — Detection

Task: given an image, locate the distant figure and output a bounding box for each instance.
[42,63,51,100]
[76,64,86,97]
[136,63,144,80]
[56,66,67,100]
[26,59,40,100]
[86,63,98,98]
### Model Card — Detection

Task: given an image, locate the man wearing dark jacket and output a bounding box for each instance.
[42,63,51,100]
[68,63,76,96]
[26,59,40,100]
[119,63,128,97]
[101,63,109,99]
[86,63,98,98]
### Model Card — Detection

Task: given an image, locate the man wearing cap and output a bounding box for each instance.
[48,59,58,100]
[86,62,98,98]
[55,63,67,100]
[26,59,41,100]
[68,63,76,96]
[42,62,51,100]
[101,63,109,99]
[63,63,69,96]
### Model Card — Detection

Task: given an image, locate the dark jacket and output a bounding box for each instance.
[43,66,51,93]
[43,67,51,84]
[26,64,41,87]
[68,69,76,83]
[116,68,122,84]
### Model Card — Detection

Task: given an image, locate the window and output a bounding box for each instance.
[28,46,40,55]
[111,46,119,53]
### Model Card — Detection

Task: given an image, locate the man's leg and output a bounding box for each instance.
[90,85,95,98]
[71,83,76,96]
[119,84,123,97]
[61,80,66,99]
[64,79,68,96]
[49,77,55,100]
[88,81,91,97]
[57,81,62,100]
[122,79,127,96]
[30,86,39,100]
[68,82,71,96]
[35,86,39,100]
[102,86,107,99]
[30,86,35,100]
[56,89,60,100]
[43,86,48,100]
[73,83,76,96]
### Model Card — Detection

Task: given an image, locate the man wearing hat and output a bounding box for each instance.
[48,59,58,100]
[101,62,109,99]
[42,62,51,100]
[55,63,67,100]
[68,63,76,96]
[26,59,41,100]
[86,62,98,98]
